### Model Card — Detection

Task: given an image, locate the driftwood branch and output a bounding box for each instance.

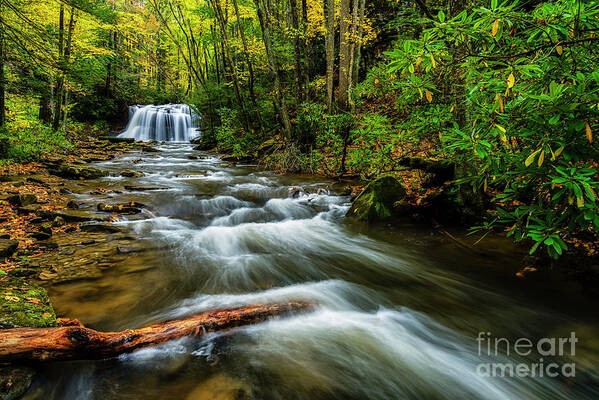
[0,301,315,363]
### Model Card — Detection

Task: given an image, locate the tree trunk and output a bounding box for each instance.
[289,0,304,103]
[59,8,76,131]
[324,0,335,110]
[210,0,251,131]
[352,0,365,86]
[301,0,309,96]
[0,1,5,129]
[52,5,65,132]
[232,0,264,133]
[38,88,52,123]
[0,301,315,363]
[338,0,351,111]
[254,0,293,139]
[346,0,359,109]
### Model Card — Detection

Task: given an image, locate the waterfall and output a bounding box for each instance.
[119,104,199,142]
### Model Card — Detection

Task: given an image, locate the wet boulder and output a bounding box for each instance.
[0,366,36,400]
[0,239,18,258]
[79,223,123,234]
[16,205,41,215]
[192,136,216,150]
[98,135,135,144]
[29,231,51,241]
[8,194,38,207]
[52,216,66,227]
[66,200,80,209]
[37,209,108,223]
[346,176,406,222]
[50,164,108,180]
[120,169,145,178]
[287,186,305,198]
[97,202,143,214]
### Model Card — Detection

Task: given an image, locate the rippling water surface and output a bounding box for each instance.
[32,144,599,400]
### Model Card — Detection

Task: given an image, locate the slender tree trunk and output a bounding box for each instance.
[324,0,334,110]
[38,76,53,123]
[346,0,359,108]
[254,0,292,139]
[301,0,309,96]
[59,8,76,131]
[0,8,5,129]
[338,0,351,111]
[352,0,365,86]
[52,5,65,132]
[232,0,264,133]
[210,0,250,130]
[289,0,304,103]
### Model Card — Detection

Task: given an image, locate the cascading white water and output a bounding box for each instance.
[119,104,199,142]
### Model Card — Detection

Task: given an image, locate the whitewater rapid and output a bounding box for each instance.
[37,143,598,400]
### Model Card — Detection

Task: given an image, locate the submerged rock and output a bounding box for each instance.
[50,164,108,180]
[346,176,406,221]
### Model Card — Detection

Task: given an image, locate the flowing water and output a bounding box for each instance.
[118,105,198,142]
[28,144,599,400]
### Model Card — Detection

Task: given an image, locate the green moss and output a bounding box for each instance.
[0,277,57,329]
[346,176,406,222]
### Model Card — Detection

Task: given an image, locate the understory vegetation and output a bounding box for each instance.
[1,0,598,261]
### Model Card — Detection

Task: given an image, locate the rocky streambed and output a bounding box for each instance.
[1,140,598,400]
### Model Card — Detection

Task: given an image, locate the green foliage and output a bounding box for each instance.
[347,113,399,178]
[2,94,73,161]
[379,0,599,258]
[296,103,354,174]
[215,107,260,156]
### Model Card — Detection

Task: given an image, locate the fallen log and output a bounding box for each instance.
[0,301,315,363]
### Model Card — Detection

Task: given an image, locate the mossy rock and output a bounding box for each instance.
[0,367,35,400]
[50,164,107,180]
[0,277,57,329]
[346,176,406,222]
